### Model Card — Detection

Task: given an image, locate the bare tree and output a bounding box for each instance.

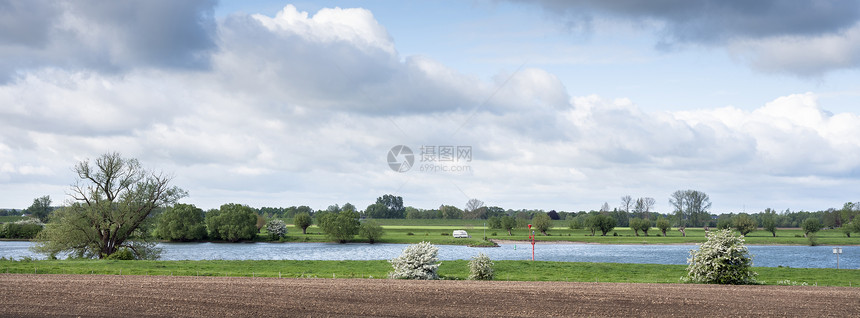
[600,202,611,213]
[620,195,633,214]
[464,198,486,219]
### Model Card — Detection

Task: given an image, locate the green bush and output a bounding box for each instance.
[155,204,207,241]
[205,203,258,242]
[684,229,757,285]
[105,248,135,260]
[468,253,494,280]
[1,221,43,239]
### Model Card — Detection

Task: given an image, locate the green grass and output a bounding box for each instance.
[1,259,857,287]
[0,216,25,223]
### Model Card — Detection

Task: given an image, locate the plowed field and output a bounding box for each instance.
[1,274,857,317]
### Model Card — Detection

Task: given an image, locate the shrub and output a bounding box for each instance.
[105,248,135,260]
[684,229,757,285]
[318,210,360,243]
[265,219,287,239]
[389,241,440,280]
[156,204,207,241]
[468,253,494,280]
[205,204,258,242]
[359,220,384,243]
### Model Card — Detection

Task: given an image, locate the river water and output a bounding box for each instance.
[1,241,856,269]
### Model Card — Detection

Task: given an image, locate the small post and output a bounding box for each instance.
[833,247,843,269]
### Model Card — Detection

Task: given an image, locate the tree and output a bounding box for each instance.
[464,198,485,219]
[670,190,712,227]
[620,195,633,215]
[801,218,822,238]
[841,222,855,238]
[630,218,643,236]
[760,208,777,237]
[155,203,207,241]
[33,152,185,259]
[546,210,560,220]
[685,229,757,285]
[733,213,757,236]
[266,219,287,239]
[500,216,516,235]
[488,216,502,229]
[359,220,384,243]
[319,209,360,243]
[25,195,52,223]
[532,213,552,235]
[372,194,405,218]
[294,212,313,234]
[389,241,440,280]
[365,203,388,219]
[206,203,258,242]
[656,217,671,237]
[439,205,463,219]
[587,214,616,236]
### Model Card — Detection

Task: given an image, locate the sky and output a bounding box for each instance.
[1,0,860,214]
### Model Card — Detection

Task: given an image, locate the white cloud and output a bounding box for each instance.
[1,4,859,213]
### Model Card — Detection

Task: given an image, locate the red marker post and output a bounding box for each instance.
[528,224,535,261]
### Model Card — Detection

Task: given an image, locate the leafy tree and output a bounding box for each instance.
[2,219,43,239]
[801,218,822,237]
[33,152,185,259]
[365,203,388,219]
[155,203,207,241]
[439,205,463,219]
[732,213,757,236]
[584,214,599,236]
[532,212,552,235]
[25,195,53,223]
[760,208,777,237]
[359,220,384,243]
[294,212,313,234]
[255,213,266,231]
[656,217,671,237]
[841,222,855,238]
[319,209,360,243]
[265,219,287,239]
[206,203,258,242]
[500,216,516,235]
[488,216,502,229]
[389,241,439,280]
[716,215,732,230]
[568,216,583,230]
[546,210,560,220]
[468,253,494,280]
[684,229,757,285]
[630,218,643,236]
[596,214,616,236]
[370,194,405,218]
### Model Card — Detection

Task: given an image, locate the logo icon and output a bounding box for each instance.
[387,145,414,172]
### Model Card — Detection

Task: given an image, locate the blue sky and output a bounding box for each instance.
[1,1,859,214]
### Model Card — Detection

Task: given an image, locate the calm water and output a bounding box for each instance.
[1,241,856,269]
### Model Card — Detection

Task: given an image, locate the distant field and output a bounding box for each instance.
[265,221,859,245]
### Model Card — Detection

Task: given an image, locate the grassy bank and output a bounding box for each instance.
[269,223,859,246]
[1,259,857,287]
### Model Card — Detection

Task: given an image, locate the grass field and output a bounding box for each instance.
[0,216,25,223]
[1,259,856,287]
[270,223,859,246]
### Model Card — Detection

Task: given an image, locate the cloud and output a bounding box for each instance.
[1,4,859,212]
[0,0,217,81]
[514,0,860,76]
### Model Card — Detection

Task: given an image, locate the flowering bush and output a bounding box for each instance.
[265,219,287,239]
[389,241,440,280]
[684,229,757,285]
[468,253,494,280]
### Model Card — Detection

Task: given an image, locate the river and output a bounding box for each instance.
[0,241,855,269]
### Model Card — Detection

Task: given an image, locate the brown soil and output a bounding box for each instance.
[1,274,858,317]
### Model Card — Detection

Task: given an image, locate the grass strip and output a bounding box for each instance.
[1,259,857,287]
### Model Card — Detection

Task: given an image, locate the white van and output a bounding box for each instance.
[452,230,470,238]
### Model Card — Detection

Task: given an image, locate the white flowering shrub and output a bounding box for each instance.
[265,219,287,239]
[684,229,757,285]
[389,241,440,280]
[468,253,494,280]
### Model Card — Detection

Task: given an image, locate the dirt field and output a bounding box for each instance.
[1,274,858,317]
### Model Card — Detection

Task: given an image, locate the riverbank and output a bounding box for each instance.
[1,259,857,286]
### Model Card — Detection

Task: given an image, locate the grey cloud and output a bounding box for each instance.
[520,0,860,44]
[0,0,217,81]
